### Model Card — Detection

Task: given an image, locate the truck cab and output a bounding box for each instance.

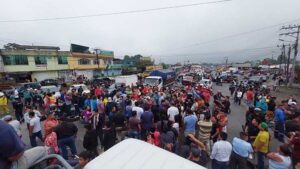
[143,76,163,89]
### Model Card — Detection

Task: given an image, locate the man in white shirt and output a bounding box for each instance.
[210,132,232,169]
[132,102,144,120]
[231,132,253,169]
[29,111,44,147]
[167,102,179,122]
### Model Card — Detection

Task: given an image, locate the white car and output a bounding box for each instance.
[69,84,90,94]
[199,79,213,89]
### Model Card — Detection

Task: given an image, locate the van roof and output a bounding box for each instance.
[84,139,206,169]
[146,76,161,79]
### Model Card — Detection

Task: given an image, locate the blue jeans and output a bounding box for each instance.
[274,121,285,142]
[30,131,44,147]
[128,130,140,139]
[212,159,228,169]
[257,152,265,169]
[58,136,77,160]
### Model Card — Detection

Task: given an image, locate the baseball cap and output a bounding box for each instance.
[2,115,12,121]
[260,122,269,130]
[254,107,261,111]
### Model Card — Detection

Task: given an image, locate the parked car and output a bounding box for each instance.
[40,85,59,94]
[93,77,113,87]
[40,79,58,86]
[18,82,41,97]
[199,79,213,89]
[261,75,268,82]
[249,76,263,85]
[68,84,90,94]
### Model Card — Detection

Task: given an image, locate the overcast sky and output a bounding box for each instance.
[0,0,300,64]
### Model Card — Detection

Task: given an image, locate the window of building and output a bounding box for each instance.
[35,56,47,65]
[78,58,91,65]
[58,56,68,64]
[104,59,112,65]
[93,59,99,65]
[3,55,28,65]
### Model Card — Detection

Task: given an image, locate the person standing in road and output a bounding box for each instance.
[198,112,213,153]
[0,92,9,115]
[246,88,254,107]
[167,102,179,122]
[253,122,270,169]
[83,124,98,158]
[274,104,286,143]
[230,132,253,169]
[29,111,44,147]
[141,105,154,140]
[210,132,232,169]
[55,119,78,159]
[267,144,291,169]
[2,115,22,138]
[288,131,300,168]
[132,101,144,120]
[12,96,24,123]
[184,109,198,137]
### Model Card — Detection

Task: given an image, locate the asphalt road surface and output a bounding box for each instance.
[18,83,283,168]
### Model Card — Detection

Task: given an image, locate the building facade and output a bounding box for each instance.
[0,47,70,82]
[68,52,114,80]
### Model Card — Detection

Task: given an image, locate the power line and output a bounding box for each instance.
[156,18,300,54]
[0,0,232,23]
[156,45,280,58]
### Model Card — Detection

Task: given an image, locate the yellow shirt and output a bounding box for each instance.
[253,131,269,153]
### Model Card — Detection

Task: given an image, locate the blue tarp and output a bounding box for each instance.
[149,69,176,80]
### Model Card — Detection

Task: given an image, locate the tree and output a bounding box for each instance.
[161,62,169,69]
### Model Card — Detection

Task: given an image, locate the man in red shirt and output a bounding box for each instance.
[95,86,102,97]
[246,88,254,107]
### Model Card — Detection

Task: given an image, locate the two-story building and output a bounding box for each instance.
[68,44,114,79]
[0,43,71,82]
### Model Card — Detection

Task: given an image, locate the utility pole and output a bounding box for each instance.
[225,57,228,68]
[286,45,291,84]
[94,48,100,69]
[279,25,300,86]
[291,26,300,85]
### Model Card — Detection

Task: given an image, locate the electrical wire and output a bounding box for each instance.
[156,18,300,54]
[0,0,231,23]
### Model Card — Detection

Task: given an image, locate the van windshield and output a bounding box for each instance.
[144,78,159,86]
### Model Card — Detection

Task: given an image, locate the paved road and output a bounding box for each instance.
[18,83,283,168]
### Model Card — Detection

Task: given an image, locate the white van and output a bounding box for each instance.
[69,84,90,94]
[29,139,206,169]
[85,139,206,169]
[115,75,138,87]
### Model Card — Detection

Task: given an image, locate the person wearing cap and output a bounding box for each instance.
[0,92,9,115]
[230,132,253,169]
[2,115,22,137]
[256,98,268,117]
[274,104,286,143]
[253,122,270,169]
[0,120,50,169]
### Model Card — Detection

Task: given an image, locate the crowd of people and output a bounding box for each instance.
[0,75,300,169]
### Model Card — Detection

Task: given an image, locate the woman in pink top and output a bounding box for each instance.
[82,106,92,123]
[45,130,59,153]
[44,112,59,136]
